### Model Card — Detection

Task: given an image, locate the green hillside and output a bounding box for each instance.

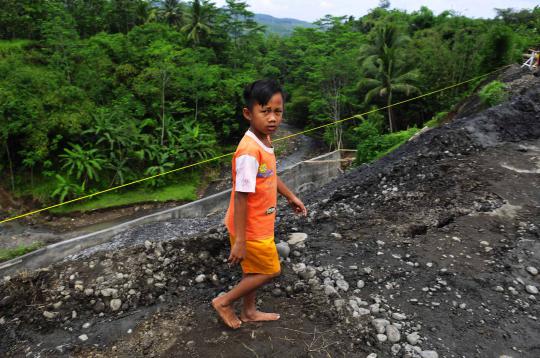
[254,13,315,36]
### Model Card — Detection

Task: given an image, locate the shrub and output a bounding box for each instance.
[478,81,508,107]
[356,127,419,164]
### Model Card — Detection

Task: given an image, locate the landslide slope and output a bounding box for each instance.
[0,72,539,358]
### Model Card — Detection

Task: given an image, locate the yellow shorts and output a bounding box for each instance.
[229,235,281,275]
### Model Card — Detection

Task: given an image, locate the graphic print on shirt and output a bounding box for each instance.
[257,163,274,178]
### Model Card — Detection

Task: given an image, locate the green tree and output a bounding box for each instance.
[480,25,515,71]
[40,2,79,82]
[359,24,419,132]
[158,0,184,28]
[181,0,215,45]
[221,0,265,69]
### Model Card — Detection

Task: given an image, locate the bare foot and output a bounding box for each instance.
[240,310,280,322]
[212,297,242,329]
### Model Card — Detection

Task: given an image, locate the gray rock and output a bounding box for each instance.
[358,308,371,316]
[110,299,122,311]
[367,354,377,358]
[272,288,283,297]
[386,324,401,343]
[391,344,401,355]
[144,241,153,250]
[292,263,306,274]
[195,274,206,283]
[78,334,88,342]
[324,285,337,296]
[526,266,538,276]
[82,322,91,329]
[420,351,439,358]
[334,299,346,310]
[93,301,105,313]
[53,301,63,309]
[392,312,407,320]
[0,317,5,325]
[84,288,94,296]
[357,280,365,289]
[407,332,420,345]
[370,303,380,314]
[376,334,388,342]
[276,242,290,258]
[336,279,349,292]
[288,233,307,245]
[101,288,118,297]
[43,311,58,319]
[526,285,538,294]
[299,266,317,280]
[372,318,390,334]
[494,286,504,292]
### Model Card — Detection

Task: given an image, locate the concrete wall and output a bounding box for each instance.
[0,150,354,276]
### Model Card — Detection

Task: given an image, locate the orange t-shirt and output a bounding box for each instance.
[225,130,277,240]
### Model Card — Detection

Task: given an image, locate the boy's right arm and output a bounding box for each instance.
[229,192,248,265]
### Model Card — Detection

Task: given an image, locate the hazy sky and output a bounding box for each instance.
[212,0,538,22]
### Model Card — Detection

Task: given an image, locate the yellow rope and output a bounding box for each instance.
[0,64,512,225]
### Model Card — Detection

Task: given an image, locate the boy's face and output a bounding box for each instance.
[243,92,283,137]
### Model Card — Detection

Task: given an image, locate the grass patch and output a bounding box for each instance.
[478,80,508,107]
[0,242,44,262]
[49,171,201,214]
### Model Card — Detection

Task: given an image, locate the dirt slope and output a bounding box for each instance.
[0,71,539,358]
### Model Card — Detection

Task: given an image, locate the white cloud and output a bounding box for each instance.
[320,1,336,9]
[211,0,539,22]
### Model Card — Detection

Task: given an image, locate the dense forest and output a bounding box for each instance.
[0,0,539,210]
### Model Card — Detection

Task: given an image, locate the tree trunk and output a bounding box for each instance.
[161,71,167,146]
[4,140,15,192]
[387,91,395,132]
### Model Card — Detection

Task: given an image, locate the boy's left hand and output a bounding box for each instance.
[288,196,307,216]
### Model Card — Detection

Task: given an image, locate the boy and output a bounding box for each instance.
[212,79,307,329]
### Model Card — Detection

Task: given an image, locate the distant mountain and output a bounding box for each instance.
[254,13,316,36]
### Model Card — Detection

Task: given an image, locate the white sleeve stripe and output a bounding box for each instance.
[235,155,259,193]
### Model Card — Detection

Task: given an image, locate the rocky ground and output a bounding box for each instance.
[0,67,539,357]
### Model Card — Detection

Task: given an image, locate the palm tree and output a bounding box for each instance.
[159,0,183,28]
[181,0,215,45]
[358,24,420,132]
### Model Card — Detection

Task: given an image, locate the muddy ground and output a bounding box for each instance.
[0,67,539,358]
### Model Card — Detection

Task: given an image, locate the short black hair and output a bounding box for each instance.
[243,79,285,111]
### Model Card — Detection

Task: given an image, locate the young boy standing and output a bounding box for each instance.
[212,79,307,329]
